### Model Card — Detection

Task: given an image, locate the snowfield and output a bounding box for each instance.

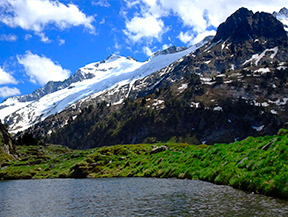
[0,42,208,133]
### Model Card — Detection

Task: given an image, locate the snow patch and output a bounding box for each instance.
[268,98,288,106]
[277,66,288,70]
[178,83,188,93]
[224,80,233,84]
[254,68,270,74]
[191,102,200,108]
[253,101,270,107]
[252,125,265,131]
[213,106,223,111]
[242,47,278,66]
[152,99,165,106]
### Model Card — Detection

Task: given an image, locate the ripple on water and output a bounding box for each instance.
[0,178,288,216]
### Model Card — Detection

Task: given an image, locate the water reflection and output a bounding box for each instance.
[0,178,288,216]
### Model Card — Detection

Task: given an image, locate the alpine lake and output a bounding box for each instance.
[1,177,288,216]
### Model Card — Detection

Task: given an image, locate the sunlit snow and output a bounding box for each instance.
[1,42,208,133]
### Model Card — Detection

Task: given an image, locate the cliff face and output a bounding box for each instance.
[0,121,17,165]
[212,7,288,46]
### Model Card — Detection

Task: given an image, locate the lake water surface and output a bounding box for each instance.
[0,178,288,216]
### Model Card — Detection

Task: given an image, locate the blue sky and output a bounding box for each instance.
[0,0,287,102]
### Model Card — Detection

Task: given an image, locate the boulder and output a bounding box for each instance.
[149,146,168,154]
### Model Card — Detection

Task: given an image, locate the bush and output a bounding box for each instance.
[277,128,288,136]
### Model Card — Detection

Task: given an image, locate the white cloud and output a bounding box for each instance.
[92,0,111,8]
[0,86,20,98]
[123,0,141,9]
[0,34,17,41]
[123,0,288,43]
[177,31,194,44]
[0,0,95,33]
[143,46,153,56]
[178,30,216,45]
[0,66,18,85]
[59,39,65,46]
[191,30,217,45]
[162,43,172,50]
[17,51,71,86]
[164,0,287,29]
[24,34,32,40]
[35,32,51,43]
[124,13,166,42]
[100,18,105,25]
[142,45,159,56]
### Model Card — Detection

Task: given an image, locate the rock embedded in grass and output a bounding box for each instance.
[149,146,168,154]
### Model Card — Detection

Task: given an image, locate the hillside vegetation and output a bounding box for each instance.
[39,63,288,149]
[2,129,288,200]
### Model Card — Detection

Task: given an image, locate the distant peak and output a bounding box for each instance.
[106,54,121,61]
[126,56,138,62]
[273,7,288,19]
[152,45,187,57]
[279,7,288,14]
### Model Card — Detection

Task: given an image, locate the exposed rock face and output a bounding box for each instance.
[213,8,287,45]
[273,7,288,20]
[273,7,288,32]
[0,121,17,163]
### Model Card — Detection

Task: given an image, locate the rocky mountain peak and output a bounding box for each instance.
[153,46,188,57]
[212,7,287,45]
[106,54,122,61]
[273,7,288,19]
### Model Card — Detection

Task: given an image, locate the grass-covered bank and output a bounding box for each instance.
[1,129,288,200]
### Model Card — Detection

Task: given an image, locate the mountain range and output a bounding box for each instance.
[1,7,288,149]
[0,39,209,134]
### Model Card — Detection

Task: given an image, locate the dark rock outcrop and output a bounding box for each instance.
[213,7,287,46]
[0,121,17,164]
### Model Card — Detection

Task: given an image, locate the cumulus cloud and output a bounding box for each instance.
[178,30,216,45]
[0,34,17,41]
[177,31,194,45]
[0,66,18,85]
[0,0,95,33]
[124,13,166,42]
[123,0,287,44]
[191,30,217,45]
[0,86,20,98]
[92,0,111,8]
[17,51,71,86]
[143,46,153,56]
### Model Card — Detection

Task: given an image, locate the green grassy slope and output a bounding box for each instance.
[1,129,288,199]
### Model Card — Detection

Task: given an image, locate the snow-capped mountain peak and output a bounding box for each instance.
[273,7,288,31]
[0,38,212,134]
[273,7,288,19]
